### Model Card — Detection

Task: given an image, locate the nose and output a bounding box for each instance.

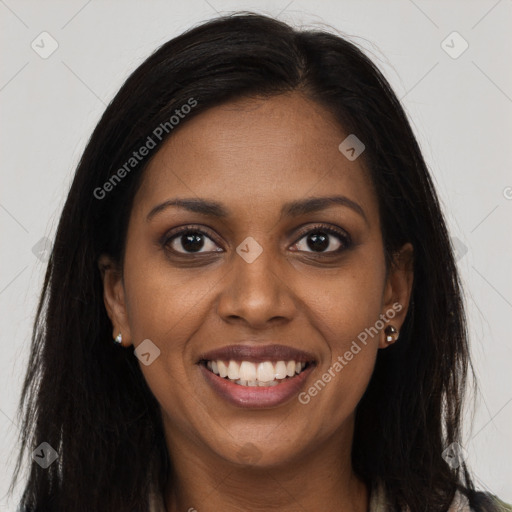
[216,246,297,329]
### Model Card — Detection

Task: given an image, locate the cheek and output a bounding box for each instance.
[121,241,222,409]
[121,250,219,425]
[123,250,218,344]
[298,249,386,350]
[294,247,385,416]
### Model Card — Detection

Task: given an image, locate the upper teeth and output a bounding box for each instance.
[206,360,307,386]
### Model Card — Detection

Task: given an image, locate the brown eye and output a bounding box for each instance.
[291,226,351,254]
[165,229,222,254]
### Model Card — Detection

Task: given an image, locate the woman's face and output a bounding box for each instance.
[101,92,412,468]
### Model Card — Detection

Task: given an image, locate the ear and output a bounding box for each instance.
[98,254,132,346]
[379,242,414,349]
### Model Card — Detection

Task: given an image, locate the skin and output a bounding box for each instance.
[100,92,413,512]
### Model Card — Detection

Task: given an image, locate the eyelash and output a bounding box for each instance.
[161,225,222,256]
[161,224,352,256]
[292,224,351,254]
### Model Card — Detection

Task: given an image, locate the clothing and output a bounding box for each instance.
[368,479,472,511]
[148,479,477,511]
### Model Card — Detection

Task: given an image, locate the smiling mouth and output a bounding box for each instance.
[201,359,313,387]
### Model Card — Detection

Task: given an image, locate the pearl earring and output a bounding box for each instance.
[114,332,123,345]
[384,325,399,344]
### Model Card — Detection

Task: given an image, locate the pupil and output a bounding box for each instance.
[307,232,329,252]
[182,233,204,252]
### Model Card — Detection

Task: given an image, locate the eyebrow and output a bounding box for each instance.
[146,198,229,221]
[146,195,368,224]
[281,196,368,225]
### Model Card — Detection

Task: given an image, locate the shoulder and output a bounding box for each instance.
[369,479,512,512]
[469,491,512,512]
[449,488,472,511]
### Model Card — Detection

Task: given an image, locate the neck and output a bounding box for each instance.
[162,416,369,512]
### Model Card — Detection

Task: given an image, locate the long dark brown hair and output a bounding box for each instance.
[12,12,503,511]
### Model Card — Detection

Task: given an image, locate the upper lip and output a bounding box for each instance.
[198,344,316,364]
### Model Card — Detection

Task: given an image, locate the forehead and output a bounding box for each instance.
[134,93,378,222]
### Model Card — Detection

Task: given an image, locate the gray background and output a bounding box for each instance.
[1,0,511,508]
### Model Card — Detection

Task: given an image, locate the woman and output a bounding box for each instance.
[12,12,511,512]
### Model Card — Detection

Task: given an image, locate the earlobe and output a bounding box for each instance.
[379,243,414,349]
[98,254,131,346]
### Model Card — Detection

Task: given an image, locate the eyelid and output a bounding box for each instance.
[291,223,351,245]
[288,224,352,257]
[161,225,224,252]
[161,222,352,255]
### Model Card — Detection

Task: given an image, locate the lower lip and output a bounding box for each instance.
[199,363,314,409]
